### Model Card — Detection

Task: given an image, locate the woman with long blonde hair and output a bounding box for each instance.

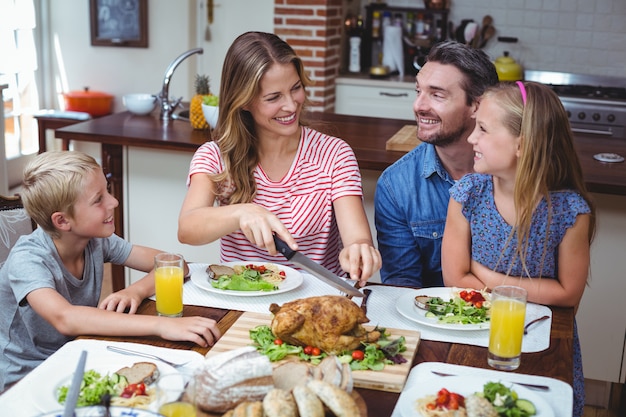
[442,81,595,417]
[178,32,381,283]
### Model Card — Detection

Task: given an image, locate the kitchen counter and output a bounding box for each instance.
[56,110,626,195]
[336,73,416,89]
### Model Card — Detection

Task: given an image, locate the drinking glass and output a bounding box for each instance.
[488,285,527,371]
[155,253,184,317]
[156,373,198,417]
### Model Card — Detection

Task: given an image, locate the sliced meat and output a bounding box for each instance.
[207,264,236,279]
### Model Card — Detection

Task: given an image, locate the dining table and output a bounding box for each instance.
[71,282,575,417]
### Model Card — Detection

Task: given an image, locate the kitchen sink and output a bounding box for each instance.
[174,109,190,121]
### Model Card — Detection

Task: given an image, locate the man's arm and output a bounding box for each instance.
[375,177,424,287]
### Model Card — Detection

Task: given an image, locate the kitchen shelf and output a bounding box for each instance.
[361,3,448,75]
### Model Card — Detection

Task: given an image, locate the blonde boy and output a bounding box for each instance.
[0,151,221,390]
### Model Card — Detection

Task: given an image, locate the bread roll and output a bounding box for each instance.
[292,385,324,417]
[272,361,313,391]
[196,346,273,413]
[317,356,343,387]
[262,388,298,417]
[340,363,354,393]
[307,380,360,417]
[229,401,263,417]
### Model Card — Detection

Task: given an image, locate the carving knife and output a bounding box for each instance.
[273,235,364,297]
[63,350,87,417]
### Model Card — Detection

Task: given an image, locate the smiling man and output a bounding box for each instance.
[374,41,498,287]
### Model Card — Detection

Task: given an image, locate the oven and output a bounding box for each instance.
[524,71,626,140]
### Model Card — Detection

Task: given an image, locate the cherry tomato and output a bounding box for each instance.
[450,393,465,408]
[436,388,450,405]
[351,350,365,361]
[459,290,468,299]
[120,383,147,398]
[311,347,321,356]
[279,271,286,277]
[274,339,284,345]
[303,346,313,355]
[448,397,459,409]
[475,301,483,308]
[471,292,485,303]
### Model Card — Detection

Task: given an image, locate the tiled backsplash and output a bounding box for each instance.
[385,0,626,77]
[278,0,625,111]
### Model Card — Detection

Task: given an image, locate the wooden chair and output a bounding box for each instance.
[0,194,36,267]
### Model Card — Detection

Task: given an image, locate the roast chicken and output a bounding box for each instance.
[269,296,381,354]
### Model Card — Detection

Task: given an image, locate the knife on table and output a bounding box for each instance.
[273,235,364,297]
[63,349,87,417]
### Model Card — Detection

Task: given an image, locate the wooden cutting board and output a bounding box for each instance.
[205,311,420,393]
[385,124,421,152]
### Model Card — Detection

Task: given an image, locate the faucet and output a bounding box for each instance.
[158,48,203,122]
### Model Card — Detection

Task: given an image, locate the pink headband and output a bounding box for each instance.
[516,81,527,106]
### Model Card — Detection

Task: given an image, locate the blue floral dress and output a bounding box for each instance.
[450,173,591,417]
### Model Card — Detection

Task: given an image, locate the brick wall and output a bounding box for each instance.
[274,0,343,113]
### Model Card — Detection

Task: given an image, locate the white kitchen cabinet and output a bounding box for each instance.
[577,193,626,386]
[335,76,416,121]
[124,147,220,284]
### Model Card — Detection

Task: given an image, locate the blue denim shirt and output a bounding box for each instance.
[374,143,456,287]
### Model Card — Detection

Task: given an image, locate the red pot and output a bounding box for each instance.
[64,88,114,116]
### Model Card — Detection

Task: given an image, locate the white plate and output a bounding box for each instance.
[397,375,555,417]
[32,356,182,413]
[35,406,164,417]
[396,288,490,331]
[190,261,303,297]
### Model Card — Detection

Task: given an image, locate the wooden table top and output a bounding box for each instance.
[82,292,575,417]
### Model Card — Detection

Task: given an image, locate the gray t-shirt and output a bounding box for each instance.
[0,228,132,390]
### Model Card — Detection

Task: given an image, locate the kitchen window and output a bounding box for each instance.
[1,0,41,193]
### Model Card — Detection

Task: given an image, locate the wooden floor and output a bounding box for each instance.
[100,265,623,416]
[583,406,621,417]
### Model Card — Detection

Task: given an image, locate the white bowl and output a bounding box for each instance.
[123,93,157,115]
[201,103,219,128]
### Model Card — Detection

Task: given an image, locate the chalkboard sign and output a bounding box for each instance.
[90,0,148,47]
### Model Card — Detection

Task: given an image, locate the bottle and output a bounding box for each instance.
[423,14,433,39]
[415,13,425,38]
[349,36,361,73]
[382,11,392,31]
[393,13,403,28]
[371,10,382,39]
[405,12,415,38]
[356,15,364,33]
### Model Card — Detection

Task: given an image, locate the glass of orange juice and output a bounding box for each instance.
[155,253,184,317]
[488,285,527,371]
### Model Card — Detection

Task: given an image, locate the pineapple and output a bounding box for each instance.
[190,74,212,130]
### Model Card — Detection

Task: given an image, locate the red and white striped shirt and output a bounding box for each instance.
[188,127,363,276]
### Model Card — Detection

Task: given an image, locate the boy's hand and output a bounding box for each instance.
[159,317,222,347]
[98,289,143,314]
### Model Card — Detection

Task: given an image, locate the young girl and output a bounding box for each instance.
[441,81,595,417]
[178,32,381,283]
